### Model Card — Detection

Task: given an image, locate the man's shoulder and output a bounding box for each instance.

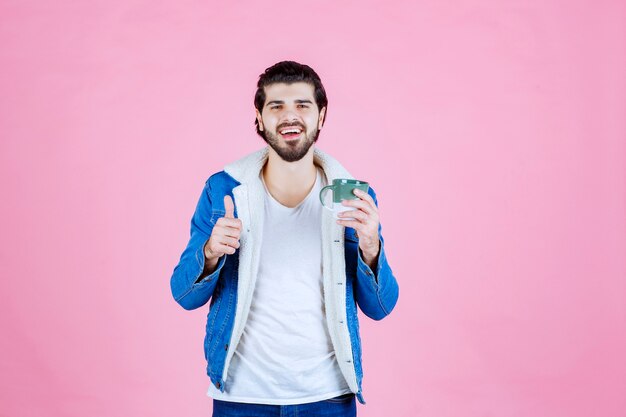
[205,170,239,189]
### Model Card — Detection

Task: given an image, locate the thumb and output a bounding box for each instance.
[224,195,235,218]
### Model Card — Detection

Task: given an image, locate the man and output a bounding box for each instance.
[170,61,399,417]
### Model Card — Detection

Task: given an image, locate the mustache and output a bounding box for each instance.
[277,122,305,130]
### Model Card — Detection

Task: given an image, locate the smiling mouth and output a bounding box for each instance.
[279,126,303,140]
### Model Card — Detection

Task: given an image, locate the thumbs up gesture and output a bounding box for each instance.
[204,195,242,261]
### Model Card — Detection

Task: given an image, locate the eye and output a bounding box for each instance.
[297,104,309,109]
[271,105,282,110]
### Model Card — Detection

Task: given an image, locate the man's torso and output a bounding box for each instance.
[207,167,352,404]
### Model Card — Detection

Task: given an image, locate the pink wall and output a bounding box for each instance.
[1,1,624,416]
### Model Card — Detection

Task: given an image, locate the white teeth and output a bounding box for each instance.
[280,128,302,135]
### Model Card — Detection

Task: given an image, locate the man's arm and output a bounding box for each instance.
[200,246,220,278]
[354,233,398,320]
[170,180,227,310]
[359,244,380,272]
[338,187,399,320]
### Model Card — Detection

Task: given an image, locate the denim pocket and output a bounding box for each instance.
[323,393,355,403]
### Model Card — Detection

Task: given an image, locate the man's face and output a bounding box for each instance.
[256,82,326,163]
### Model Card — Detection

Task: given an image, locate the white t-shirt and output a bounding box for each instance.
[207,167,352,405]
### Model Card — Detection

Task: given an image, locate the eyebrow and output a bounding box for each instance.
[266,99,314,107]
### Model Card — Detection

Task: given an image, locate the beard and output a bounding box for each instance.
[261,124,321,163]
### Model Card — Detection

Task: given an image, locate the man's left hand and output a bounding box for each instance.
[336,189,380,265]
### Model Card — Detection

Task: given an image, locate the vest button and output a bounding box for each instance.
[225,344,229,351]
[215,381,221,389]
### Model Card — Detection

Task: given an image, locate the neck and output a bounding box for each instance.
[262,146,318,197]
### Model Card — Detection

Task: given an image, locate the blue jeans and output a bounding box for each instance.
[211,393,357,417]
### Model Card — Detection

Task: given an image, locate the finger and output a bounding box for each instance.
[218,235,240,249]
[222,227,241,240]
[216,217,242,230]
[338,209,368,222]
[353,189,377,210]
[224,195,235,219]
[217,221,242,239]
[341,198,373,214]
[212,242,237,255]
[336,219,365,230]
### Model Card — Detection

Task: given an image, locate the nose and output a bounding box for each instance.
[280,112,301,126]
[282,109,298,121]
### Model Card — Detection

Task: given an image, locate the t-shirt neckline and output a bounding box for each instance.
[261,168,321,211]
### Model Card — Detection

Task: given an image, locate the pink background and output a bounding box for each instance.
[1,1,624,416]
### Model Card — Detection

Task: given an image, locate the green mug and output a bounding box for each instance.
[319,179,369,219]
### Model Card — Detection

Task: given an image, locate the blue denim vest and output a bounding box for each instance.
[170,147,399,405]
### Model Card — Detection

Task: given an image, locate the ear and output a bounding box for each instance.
[256,109,264,131]
[318,107,326,129]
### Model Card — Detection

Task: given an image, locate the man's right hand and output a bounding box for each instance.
[204,195,242,262]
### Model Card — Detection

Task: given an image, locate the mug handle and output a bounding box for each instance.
[319,185,335,211]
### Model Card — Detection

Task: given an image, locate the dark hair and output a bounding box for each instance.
[254,61,328,137]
